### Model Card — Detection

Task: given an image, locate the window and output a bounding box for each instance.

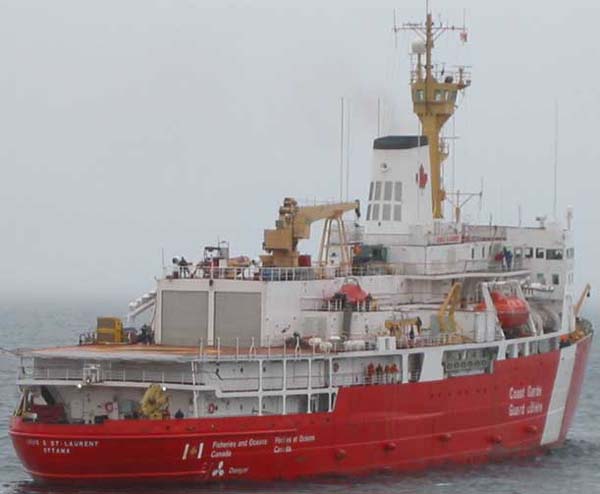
[482,247,485,258]
[415,89,425,101]
[536,273,546,284]
[371,204,380,221]
[366,204,372,221]
[434,90,442,101]
[471,248,475,260]
[384,181,393,201]
[394,181,402,202]
[368,182,374,201]
[393,204,402,221]
[374,181,382,200]
[552,274,560,286]
[566,247,575,259]
[546,249,564,260]
[525,247,533,259]
[536,248,545,259]
[449,90,457,102]
[515,247,523,258]
[382,204,391,221]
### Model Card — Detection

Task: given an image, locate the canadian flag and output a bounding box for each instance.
[417,164,428,189]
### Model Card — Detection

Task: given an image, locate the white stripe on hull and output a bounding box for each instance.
[541,344,576,445]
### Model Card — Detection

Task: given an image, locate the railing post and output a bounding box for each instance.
[258,358,263,415]
[282,358,287,415]
[235,338,239,361]
[191,361,199,418]
[249,337,256,358]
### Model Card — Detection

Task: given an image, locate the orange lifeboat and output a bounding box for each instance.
[476,291,529,329]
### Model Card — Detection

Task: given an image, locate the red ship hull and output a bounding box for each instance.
[10,335,592,484]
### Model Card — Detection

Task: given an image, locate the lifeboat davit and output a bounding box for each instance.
[476,291,529,329]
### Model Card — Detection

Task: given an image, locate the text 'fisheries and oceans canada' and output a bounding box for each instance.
[211,438,268,458]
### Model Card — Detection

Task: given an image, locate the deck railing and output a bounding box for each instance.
[20,366,401,391]
[169,258,527,283]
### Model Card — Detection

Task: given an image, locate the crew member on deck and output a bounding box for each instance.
[179,257,190,278]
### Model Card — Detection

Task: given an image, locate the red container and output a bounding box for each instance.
[298,254,312,267]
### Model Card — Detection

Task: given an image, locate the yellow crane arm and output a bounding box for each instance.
[438,283,462,332]
[262,198,359,267]
[293,201,359,239]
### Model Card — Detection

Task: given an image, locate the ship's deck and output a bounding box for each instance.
[22,343,330,362]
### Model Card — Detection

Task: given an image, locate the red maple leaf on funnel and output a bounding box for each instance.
[417,164,428,189]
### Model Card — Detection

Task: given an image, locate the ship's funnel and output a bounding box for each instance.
[364,135,433,236]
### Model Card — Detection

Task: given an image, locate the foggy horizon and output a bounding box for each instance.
[2,1,599,319]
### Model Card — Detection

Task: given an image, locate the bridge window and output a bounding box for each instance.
[546,249,564,260]
[525,247,533,258]
[434,90,442,101]
[552,274,560,285]
[415,89,425,101]
[366,204,372,221]
[368,182,374,201]
[566,247,575,259]
[536,248,545,259]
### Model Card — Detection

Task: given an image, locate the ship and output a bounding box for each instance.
[9,11,594,484]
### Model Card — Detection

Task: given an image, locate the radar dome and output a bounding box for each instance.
[411,40,426,55]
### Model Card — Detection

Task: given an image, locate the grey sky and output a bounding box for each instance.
[1,1,599,315]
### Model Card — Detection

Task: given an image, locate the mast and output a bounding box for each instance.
[396,11,471,219]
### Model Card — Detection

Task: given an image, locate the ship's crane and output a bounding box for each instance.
[575,283,592,317]
[438,282,462,332]
[261,197,360,268]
